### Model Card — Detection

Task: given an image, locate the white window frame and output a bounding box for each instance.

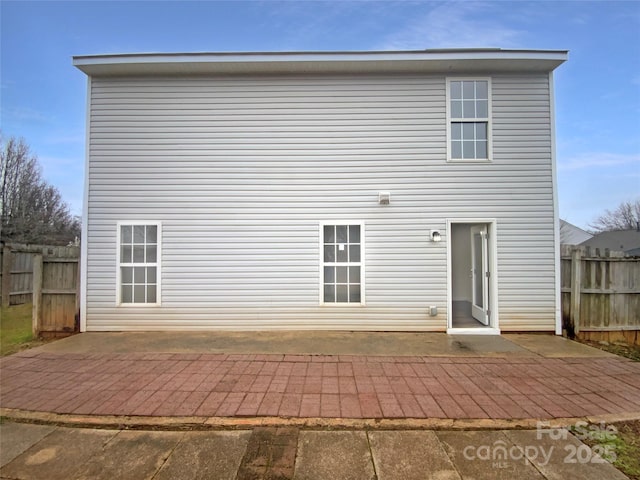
[446,77,493,162]
[319,221,365,306]
[116,221,162,306]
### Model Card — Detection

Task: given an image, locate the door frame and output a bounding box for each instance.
[446,219,500,335]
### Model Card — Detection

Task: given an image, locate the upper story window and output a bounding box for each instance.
[447,78,491,161]
[117,222,161,305]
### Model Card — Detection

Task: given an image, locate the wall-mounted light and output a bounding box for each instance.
[378,191,390,205]
[429,230,442,242]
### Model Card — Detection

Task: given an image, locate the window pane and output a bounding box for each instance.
[349,284,361,303]
[336,285,348,303]
[349,266,360,283]
[475,123,487,140]
[451,122,462,140]
[146,245,157,263]
[134,225,145,243]
[475,81,488,99]
[121,245,132,263]
[324,285,335,303]
[336,244,348,262]
[462,123,475,139]
[146,225,157,243]
[324,225,334,243]
[452,141,462,159]
[147,285,157,303]
[134,285,146,303]
[476,100,488,118]
[476,141,488,159]
[120,224,159,305]
[336,225,348,243]
[324,245,335,262]
[463,81,475,99]
[463,100,475,118]
[121,225,132,243]
[450,81,462,100]
[451,100,462,118]
[322,224,363,303]
[336,266,348,283]
[463,141,476,159]
[349,245,361,262]
[133,245,145,263]
[324,266,335,283]
[134,266,146,283]
[349,225,360,243]
[121,285,132,303]
[121,266,133,283]
[147,267,157,284]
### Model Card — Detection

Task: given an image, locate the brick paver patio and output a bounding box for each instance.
[1,351,639,419]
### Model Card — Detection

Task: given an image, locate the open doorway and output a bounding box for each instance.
[450,222,497,331]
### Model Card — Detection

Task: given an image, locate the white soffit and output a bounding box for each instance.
[73,49,568,76]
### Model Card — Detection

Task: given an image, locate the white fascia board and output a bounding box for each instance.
[72,49,568,76]
[549,71,562,336]
[79,77,90,332]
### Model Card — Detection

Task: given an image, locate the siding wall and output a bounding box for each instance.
[86,72,556,331]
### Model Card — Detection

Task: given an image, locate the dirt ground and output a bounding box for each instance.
[577,339,640,362]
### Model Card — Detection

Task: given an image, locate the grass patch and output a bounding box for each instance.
[0,304,49,356]
[573,420,640,480]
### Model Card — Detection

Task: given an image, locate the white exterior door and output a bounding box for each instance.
[471,225,489,325]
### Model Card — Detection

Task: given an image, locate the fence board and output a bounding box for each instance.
[10,251,34,305]
[1,242,80,337]
[561,244,640,345]
[1,246,11,307]
[40,258,79,333]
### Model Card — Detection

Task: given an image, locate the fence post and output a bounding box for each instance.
[2,245,11,308]
[75,251,81,331]
[570,248,582,335]
[32,254,43,336]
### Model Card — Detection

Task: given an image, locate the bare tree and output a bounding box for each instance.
[1,135,80,245]
[588,199,640,233]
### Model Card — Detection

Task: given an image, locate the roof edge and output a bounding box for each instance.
[73,48,569,62]
[73,48,568,76]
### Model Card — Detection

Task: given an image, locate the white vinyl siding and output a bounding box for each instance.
[85,72,556,331]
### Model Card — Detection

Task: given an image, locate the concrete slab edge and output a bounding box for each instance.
[2,408,639,431]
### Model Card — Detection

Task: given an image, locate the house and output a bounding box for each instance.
[74,49,568,334]
[580,226,640,256]
[560,220,592,245]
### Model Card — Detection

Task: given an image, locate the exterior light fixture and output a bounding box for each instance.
[378,192,390,205]
[430,230,442,242]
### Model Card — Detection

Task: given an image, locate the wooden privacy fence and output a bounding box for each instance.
[1,243,80,337]
[561,244,640,345]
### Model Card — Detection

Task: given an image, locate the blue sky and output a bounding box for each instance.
[1,0,639,229]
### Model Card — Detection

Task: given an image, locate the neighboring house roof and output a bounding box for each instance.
[579,229,640,254]
[73,48,568,76]
[560,220,593,245]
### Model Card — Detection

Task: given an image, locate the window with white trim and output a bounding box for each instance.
[322,224,362,304]
[447,79,491,161]
[117,223,160,304]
